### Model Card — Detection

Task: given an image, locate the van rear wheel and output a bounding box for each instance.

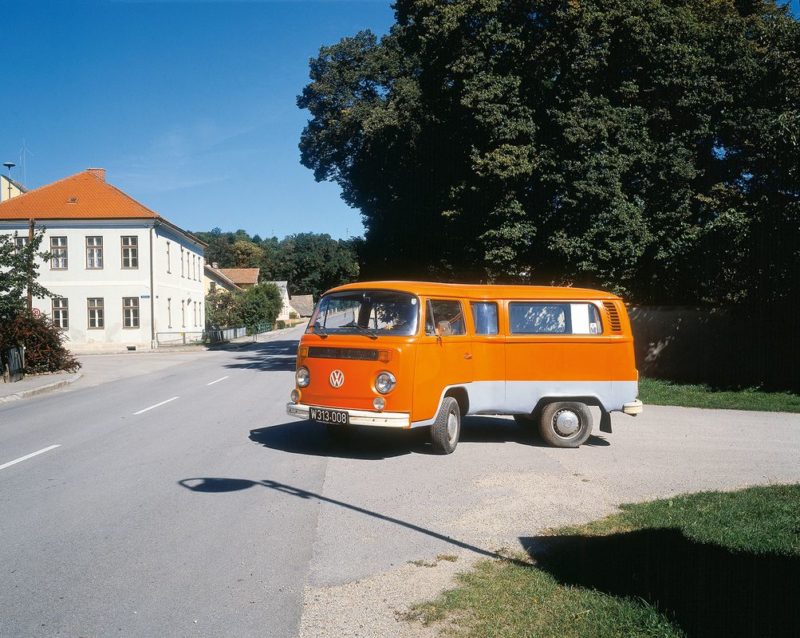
[539,402,592,448]
[431,397,461,454]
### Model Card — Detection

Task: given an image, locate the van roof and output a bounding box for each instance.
[327,281,620,301]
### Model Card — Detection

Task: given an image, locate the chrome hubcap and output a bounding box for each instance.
[447,411,458,442]
[553,409,580,437]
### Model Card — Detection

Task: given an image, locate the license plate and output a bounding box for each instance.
[309,407,349,425]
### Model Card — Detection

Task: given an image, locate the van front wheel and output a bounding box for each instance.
[431,397,461,454]
[539,402,592,448]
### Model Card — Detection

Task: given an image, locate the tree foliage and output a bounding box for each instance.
[204,283,283,331]
[0,228,53,321]
[298,0,800,304]
[193,229,359,299]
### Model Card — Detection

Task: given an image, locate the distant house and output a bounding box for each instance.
[289,294,315,318]
[0,174,27,202]
[204,264,242,295]
[216,267,259,289]
[0,168,205,351]
[264,281,297,321]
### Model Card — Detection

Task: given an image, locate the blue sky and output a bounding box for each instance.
[4,1,799,240]
[5,0,394,239]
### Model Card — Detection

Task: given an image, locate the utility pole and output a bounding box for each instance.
[27,219,34,313]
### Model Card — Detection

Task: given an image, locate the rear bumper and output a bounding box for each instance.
[286,402,411,428]
[623,399,644,415]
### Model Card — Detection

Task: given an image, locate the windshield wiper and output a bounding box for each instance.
[351,325,378,340]
[313,324,329,339]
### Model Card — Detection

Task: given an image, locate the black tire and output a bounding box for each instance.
[430,396,461,454]
[538,401,592,448]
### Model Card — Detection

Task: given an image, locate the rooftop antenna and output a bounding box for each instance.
[19,139,33,185]
[3,161,15,201]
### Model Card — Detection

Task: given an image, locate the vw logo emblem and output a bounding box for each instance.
[329,369,345,388]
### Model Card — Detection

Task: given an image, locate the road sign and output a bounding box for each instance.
[31,308,41,318]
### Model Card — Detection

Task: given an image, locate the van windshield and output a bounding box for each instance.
[309,291,419,337]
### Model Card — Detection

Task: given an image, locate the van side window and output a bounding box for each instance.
[509,302,602,335]
[470,302,498,335]
[427,300,466,336]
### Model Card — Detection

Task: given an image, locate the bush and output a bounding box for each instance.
[238,283,282,332]
[0,312,80,374]
[289,311,299,320]
[276,320,286,329]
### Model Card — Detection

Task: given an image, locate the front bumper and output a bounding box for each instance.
[286,402,411,428]
[623,399,644,415]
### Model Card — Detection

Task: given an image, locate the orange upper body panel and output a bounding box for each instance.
[295,282,637,423]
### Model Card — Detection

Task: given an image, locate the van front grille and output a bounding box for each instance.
[308,347,379,361]
[603,302,622,332]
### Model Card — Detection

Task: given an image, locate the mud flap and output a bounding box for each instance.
[599,410,612,434]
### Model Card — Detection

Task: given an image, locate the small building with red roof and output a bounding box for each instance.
[0,169,206,351]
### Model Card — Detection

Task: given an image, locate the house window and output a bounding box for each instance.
[198,257,203,280]
[121,236,138,269]
[191,254,196,280]
[167,298,172,329]
[14,236,28,252]
[86,236,103,269]
[52,297,69,329]
[87,297,104,329]
[123,297,140,329]
[181,247,185,278]
[50,236,68,269]
[181,299,186,327]
[166,241,171,273]
[210,281,217,292]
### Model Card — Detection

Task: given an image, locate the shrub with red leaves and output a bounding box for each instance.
[0,312,80,374]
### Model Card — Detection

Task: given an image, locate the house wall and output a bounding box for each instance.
[0,220,204,351]
[0,176,25,202]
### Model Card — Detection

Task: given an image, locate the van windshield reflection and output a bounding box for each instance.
[310,291,419,337]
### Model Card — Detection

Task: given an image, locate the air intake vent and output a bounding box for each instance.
[308,347,379,361]
[603,302,622,332]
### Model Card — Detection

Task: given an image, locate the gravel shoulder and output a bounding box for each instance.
[299,405,800,638]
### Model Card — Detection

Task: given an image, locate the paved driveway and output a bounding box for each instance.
[293,405,800,637]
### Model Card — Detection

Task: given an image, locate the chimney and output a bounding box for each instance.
[86,168,106,181]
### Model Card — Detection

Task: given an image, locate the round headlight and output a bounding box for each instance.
[290,389,300,403]
[296,367,310,388]
[373,397,385,411]
[375,371,396,394]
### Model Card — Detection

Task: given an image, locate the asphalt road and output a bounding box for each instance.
[2,326,800,637]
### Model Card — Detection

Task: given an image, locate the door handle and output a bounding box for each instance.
[464,353,472,360]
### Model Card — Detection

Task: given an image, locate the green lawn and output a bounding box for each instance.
[639,377,800,412]
[405,484,800,638]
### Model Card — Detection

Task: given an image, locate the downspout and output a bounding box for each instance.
[150,224,156,349]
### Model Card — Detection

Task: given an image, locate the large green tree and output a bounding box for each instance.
[298,0,800,304]
[0,228,52,320]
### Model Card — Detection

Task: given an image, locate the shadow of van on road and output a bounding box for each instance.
[522,528,800,638]
[249,415,607,460]
[224,340,297,372]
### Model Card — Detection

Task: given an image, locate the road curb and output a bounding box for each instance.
[0,373,83,404]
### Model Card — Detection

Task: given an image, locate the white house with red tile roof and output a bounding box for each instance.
[0,169,205,351]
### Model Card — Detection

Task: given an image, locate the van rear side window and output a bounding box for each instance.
[510,302,602,335]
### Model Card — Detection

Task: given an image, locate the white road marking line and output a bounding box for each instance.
[133,396,179,415]
[206,376,229,386]
[0,445,61,471]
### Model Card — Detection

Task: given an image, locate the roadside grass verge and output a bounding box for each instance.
[639,377,800,412]
[405,484,800,638]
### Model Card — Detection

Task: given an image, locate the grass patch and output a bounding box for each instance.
[639,377,800,412]
[406,485,800,638]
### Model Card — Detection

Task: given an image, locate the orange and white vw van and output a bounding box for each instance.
[286,281,642,453]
